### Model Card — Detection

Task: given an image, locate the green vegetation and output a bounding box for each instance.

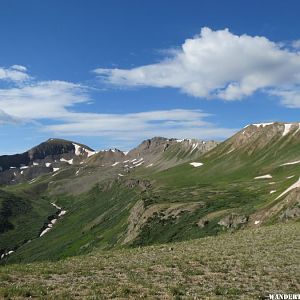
[1,124,300,276]
[0,222,298,299]
[2,184,139,263]
[0,187,55,255]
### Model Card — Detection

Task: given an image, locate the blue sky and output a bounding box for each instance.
[1,0,300,153]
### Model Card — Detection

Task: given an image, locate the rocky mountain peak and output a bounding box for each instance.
[222,122,300,155]
[0,138,95,185]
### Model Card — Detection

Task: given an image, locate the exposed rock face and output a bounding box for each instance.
[28,140,76,160]
[222,122,300,156]
[126,137,218,170]
[280,207,300,220]
[122,178,152,191]
[123,200,204,245]
[0,136,218,186]
[197,218,209,228]
[218,214,248,229]
[0,139,95,185]
[127,137,218,158]
[88,149,125,166]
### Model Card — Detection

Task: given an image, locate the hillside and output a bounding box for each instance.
[0,136,218,262]
[0,123,300,264]
[1,222,299,299]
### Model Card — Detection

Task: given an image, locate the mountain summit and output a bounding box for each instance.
[0,139,95,185]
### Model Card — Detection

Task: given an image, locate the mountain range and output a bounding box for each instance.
[0,122,299,264]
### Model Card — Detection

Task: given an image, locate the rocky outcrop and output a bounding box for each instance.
[87,149,125,166]
[124,137,218,171]
[123,200,204,245]
[280,207,300,220]
[122,178,152,190]
[127,137,218,159]
[197,218,209,228]
[218,213,248,229]
[220,122,300,157]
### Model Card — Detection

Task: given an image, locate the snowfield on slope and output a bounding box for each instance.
[254,174,272,179]
[275,177,300,200]
[282,123,293,136]
[190,162,203,167]
[280,160,300,166]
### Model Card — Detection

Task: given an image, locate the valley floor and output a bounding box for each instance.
[0,222,299,299]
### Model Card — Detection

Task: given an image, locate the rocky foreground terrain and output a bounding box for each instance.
[0,222,299,299]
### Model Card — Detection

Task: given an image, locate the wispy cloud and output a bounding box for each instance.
[0,109,21,125]
[44,109,236,141]
[94,27,300,106]
[292,39,300,50]
[0,65,31,82]
[269,88,300,108]
[0,67,236,143]
[0,80,89,119]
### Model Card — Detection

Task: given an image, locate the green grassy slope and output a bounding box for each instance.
[0,185,55,256]
[3,183,139,263]
[128,124,300,246]
[0,222,299,299]
[1,123,300,264]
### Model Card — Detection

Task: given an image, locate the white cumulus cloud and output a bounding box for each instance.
[94,27,300,105]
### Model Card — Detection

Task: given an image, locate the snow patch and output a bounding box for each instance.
[275,177,300,200]
[40,227,51,237]
[226,148,235,154]
[73,143,82,155]
[60,158,74,165]
[45,162,52,167]
[133,158,144,165]
[146,163,153,168]
[73,143,95,157]
[53,167,60,172]
[40,203,66,237]
[135,161,144,167]
[111,162,120,166]
[1,250,14,260]
[190,143,198,153]
[282,123,293,136]
[254,174,272,179]
[252,122,274,128]
[118,173,124,177]
[51,202,62,210]
[58,210,67,217]
[270,190,276,194]
[280,160,300,166]
[190,162,203,168]
[254,220,260,225]
[287,175,295,179]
